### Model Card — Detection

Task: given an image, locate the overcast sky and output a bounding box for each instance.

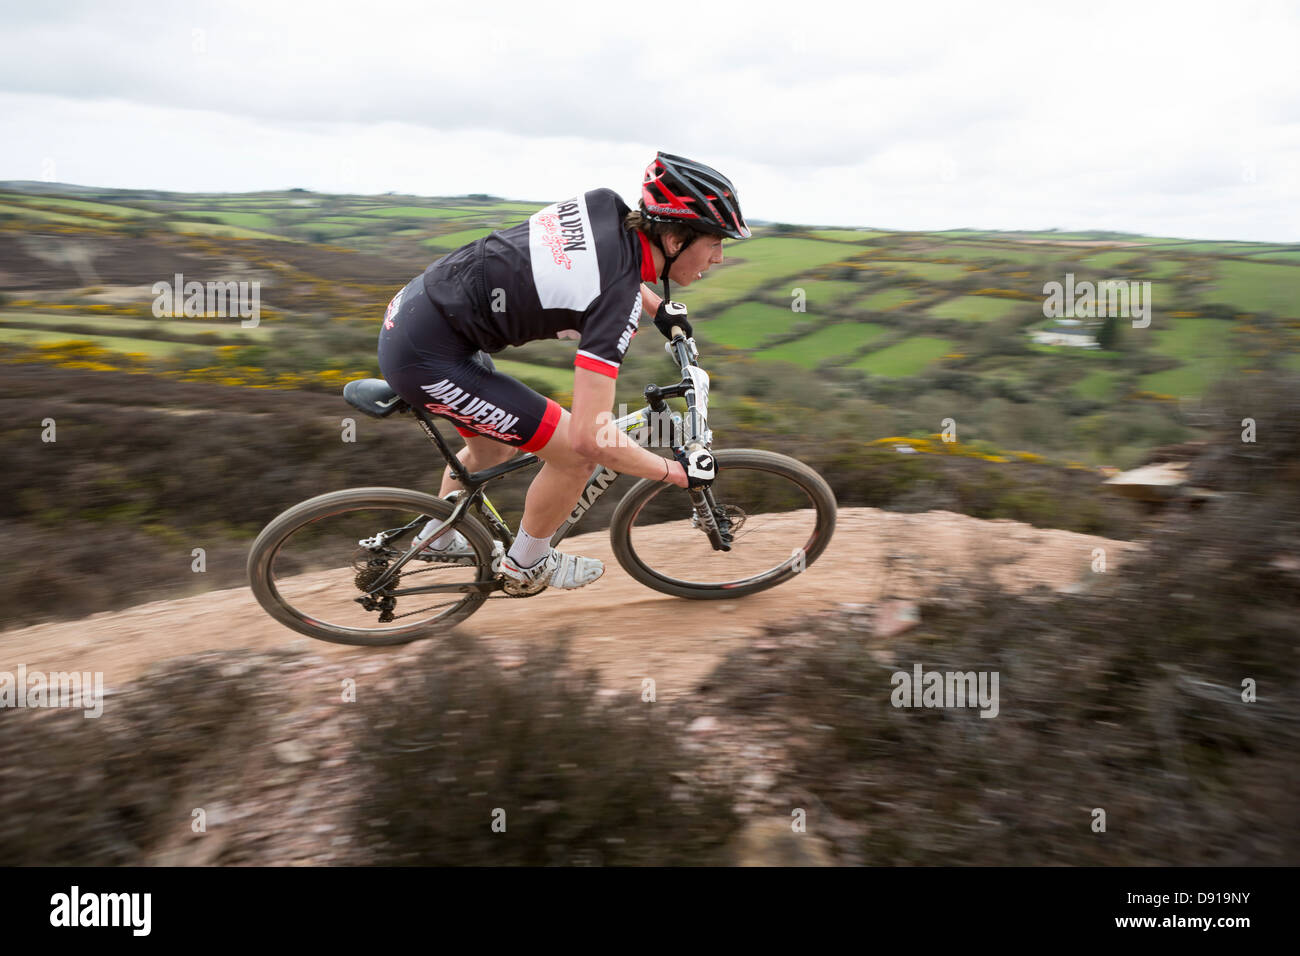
[1,0,1297,241]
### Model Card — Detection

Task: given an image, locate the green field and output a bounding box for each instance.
[850,336,955,377]
[360,206,481,219]
[459,201,545,214]
[792,279,861,311]
[491,358,573,393]
[0,203,106,226]
[423,227,496,250]
[678,238,859,312]
[289,222,357,238]
[0,328,216,356]
[187,210,275,229]
[0,311,249,340]
[1139,365,1218,397]
[1145,240,1282,254]
[1149,317,1235,359]
[1205,260,1300,315]
[1136,317,1240,397]
[861,260,969,283]
[928,295,1028,322]
[167,220,287,240]
[858,287,917,311]
[929,242,1046,264]
[807,229,888,241]
[759,322,887,368]
[697,303,803,348]
[0,194,157,218]
[1073,369,1121,400]
[1075,251,1145,273]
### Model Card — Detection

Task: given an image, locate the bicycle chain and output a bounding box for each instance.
[382,552,535,621]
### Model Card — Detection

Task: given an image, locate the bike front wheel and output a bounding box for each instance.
[608,448,837,600]
[247,487,498,645]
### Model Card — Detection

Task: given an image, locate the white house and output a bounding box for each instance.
[1029,325,1098,348]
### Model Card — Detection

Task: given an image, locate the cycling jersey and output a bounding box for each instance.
[379,275,563,451]
[422,187,659,380]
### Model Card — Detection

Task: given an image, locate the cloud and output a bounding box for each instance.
[0,0,1297,240]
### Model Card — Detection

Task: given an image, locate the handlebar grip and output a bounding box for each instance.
[670,324,686,339]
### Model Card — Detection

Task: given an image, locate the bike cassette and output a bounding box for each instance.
[352,552,397,592]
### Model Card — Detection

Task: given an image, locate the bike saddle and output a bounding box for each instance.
[344,378,409,418]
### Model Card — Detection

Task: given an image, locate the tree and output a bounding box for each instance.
[1097,314,1119,350]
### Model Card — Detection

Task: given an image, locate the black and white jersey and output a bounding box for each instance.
[422,187,657,380]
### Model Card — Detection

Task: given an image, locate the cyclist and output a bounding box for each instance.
[378,151,750,591]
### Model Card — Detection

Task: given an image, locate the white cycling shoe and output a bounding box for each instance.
[496,548,604,594]
[413,521,476,560]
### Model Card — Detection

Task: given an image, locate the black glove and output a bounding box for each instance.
[674,446,717,488]
[654,300,692,340]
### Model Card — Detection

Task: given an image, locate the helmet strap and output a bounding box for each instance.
[658,236,680,302]
[660,258,674,302]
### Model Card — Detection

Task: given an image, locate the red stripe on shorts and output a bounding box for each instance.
[520,398,563,452]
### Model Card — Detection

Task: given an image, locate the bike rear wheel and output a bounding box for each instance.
[247,487,498,645]
[608,448,836,600]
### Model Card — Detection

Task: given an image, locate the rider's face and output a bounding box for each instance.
[668,234,724,286]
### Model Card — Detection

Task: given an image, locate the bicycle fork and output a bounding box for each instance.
[689,487,733,551]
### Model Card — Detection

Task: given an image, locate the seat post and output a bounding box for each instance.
[410,405,475,485]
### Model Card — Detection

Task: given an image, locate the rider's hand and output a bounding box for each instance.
[654,300,692,340]
[673,446,717,488]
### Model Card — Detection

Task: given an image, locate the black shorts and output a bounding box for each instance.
[376,275,562,451]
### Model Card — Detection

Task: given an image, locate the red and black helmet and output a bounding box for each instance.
[641,151,751,240]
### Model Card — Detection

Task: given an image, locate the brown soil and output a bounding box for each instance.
[0,508,1139,701]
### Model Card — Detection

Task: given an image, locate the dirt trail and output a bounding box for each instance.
[0,508,1139,701]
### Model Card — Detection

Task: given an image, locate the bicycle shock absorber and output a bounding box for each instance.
[689,490,732,552]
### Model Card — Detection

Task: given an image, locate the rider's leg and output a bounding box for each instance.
[419,434,518,552]
[516,410,596,538]
[499,409,605,587]
[438,434,518,498]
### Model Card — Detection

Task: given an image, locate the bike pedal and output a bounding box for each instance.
[493,550,549,597]
[501,578,548,597]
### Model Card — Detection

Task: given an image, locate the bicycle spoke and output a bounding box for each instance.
[266,504,491,634]
[621,461,823,589]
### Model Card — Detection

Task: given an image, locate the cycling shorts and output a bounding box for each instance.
[376,275,563,451]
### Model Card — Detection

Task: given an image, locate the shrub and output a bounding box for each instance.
[353,634,738,865]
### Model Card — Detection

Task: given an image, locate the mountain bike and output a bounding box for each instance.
[247,326,837,645]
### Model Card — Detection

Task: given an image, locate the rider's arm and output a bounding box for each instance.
[640,283,662,318]
[570,367,686,486]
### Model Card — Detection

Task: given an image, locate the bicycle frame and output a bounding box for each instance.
[404,401,681,548]
[366,332,722,599]
[356,403,678,600]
